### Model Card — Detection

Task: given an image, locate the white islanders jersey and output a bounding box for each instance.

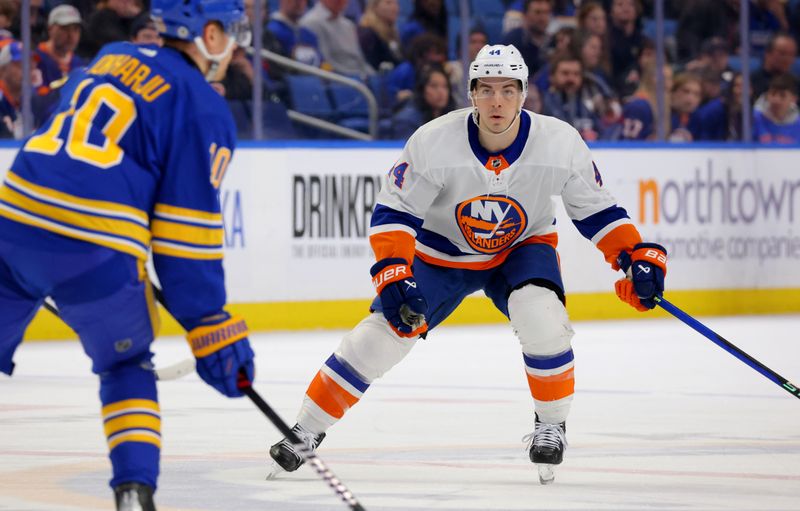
[369,108,642,270]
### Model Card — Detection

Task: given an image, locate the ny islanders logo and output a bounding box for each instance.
[455,195,527,254]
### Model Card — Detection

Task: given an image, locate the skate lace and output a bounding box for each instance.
[522,422,567,451]
[291,424,321,452]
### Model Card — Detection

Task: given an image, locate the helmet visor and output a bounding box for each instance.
[225,16,252,47]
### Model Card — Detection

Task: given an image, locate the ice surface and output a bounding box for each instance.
[2,315,799,510]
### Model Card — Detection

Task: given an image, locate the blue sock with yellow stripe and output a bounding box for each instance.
[100,353,160,490]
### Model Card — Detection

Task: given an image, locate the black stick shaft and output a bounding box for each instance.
[239,383,366,511]
[157,284,367,509]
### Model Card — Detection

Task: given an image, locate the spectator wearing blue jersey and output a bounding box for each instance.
[694,73,745,141]
[541,52,620,141]
[753,73,800,144]
[0,41,51,138]
[390,62,455,138]
[386,32,447,105]
[668,72,703,142]
[35,5,84,92]
[399,0,447,47]
[503,0,552,78]
[621,61,672,140]
[269,0,325,68]
[358,0,402,71]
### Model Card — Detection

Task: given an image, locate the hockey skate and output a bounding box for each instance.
[266,423,326,480]
[523,415,567,485]
[114,482,155,511]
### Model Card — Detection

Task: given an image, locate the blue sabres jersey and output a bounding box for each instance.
[0,42,236,329]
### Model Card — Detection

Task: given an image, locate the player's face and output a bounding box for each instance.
[472,78,524,133]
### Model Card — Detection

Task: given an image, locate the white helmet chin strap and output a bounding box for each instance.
[193,35,236,81]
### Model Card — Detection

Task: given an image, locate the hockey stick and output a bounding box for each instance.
[236,373,367,511]
[151,287,369,510]
[43,286,369,507]
[655,296,800,400]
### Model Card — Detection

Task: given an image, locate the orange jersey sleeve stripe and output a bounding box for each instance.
[306,371,360,419]
[525,368,575,402]
[369,230,416,263]
[596,224,642,270]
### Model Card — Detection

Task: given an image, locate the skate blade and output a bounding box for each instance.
[537,464,555,485]
[266,461,286,480]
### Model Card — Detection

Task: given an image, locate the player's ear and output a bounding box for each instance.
[201,21,228,55]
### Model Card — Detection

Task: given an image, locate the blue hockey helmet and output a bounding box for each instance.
[151,0,250,45]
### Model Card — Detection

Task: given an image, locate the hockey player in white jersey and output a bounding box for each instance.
[268,45,668,484]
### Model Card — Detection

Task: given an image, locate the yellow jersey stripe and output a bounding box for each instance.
[5,171,148,225]
[102,398,160,417]
[0,185,151,247]
[108,430,161,450]
[151,218,223,247]
[151,240,223,260]
[154,203,222,226]
[0,201,147,260]
[104,414,161,437]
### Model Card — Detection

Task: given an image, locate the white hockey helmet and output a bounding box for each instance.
[468,44,529,98]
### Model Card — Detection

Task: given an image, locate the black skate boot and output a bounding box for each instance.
[114,482,156,511]
[523,414,567,485]
[267,423,326,479]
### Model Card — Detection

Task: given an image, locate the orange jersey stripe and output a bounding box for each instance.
[416,233,559,270]
[306,371,360,419]
[370,230,415,263]
[596,224,642,270]
[525,368,575,402]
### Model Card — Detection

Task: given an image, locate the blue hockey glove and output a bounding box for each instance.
[370,258,428,336]
[615,242,667,310]
[187,314,255,397]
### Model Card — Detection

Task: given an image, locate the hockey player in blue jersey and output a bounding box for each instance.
[0,0,255,509]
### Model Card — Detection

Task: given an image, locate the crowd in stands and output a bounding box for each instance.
[1,0,799,142]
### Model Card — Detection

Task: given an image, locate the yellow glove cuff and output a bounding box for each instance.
[187,315,249,358]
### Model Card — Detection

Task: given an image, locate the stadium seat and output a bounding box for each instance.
[329,81,370,132]
[286,75,335,119]
[470,0,505,18]
[226,98,298,140]
[727,55,761,73]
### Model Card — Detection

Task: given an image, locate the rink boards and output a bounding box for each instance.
[1,142,798,339]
